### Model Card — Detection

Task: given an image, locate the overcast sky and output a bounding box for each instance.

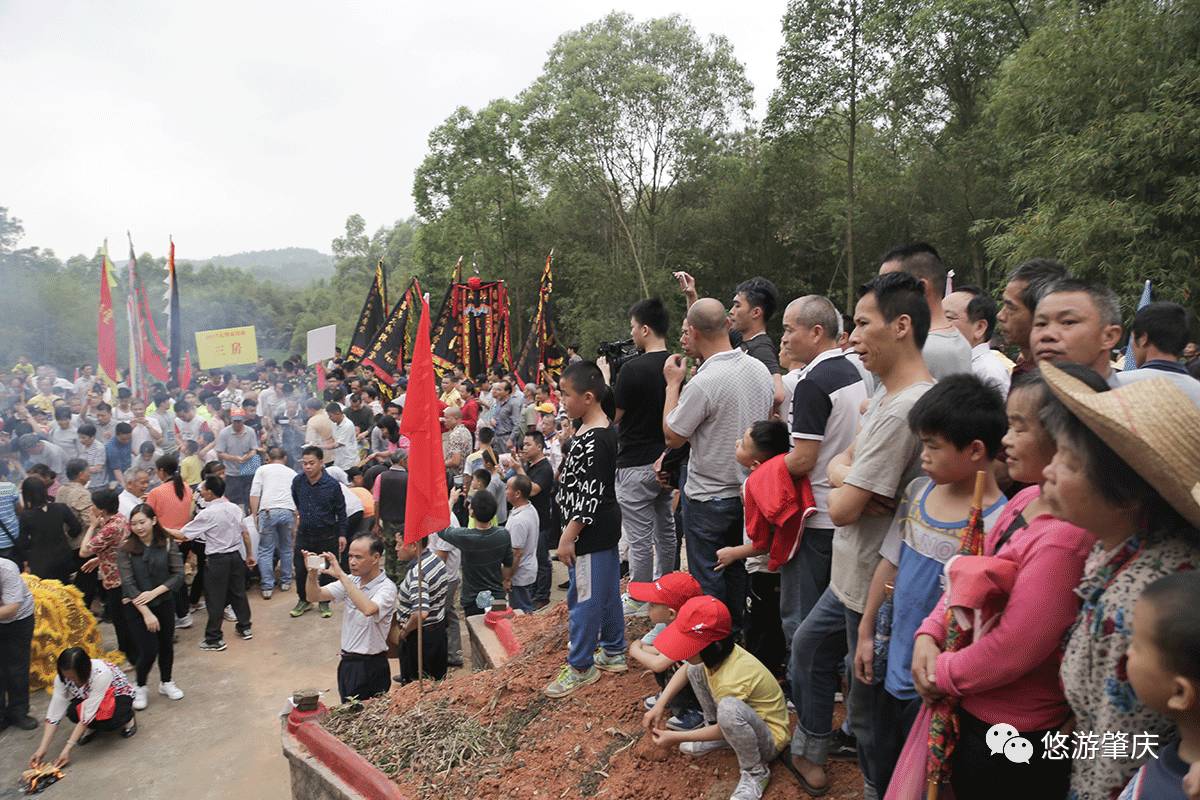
[1,1,786,261]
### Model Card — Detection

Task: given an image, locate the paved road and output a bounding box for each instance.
[0,589,345,800]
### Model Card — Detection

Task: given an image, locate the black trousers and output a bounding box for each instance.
[123,602,175,686]
[67,694,134,731]
[103,586,139,664]
[203,551,251,643]
[745,571,786,676]
[872,689,922,794]
[73,550,100,609]
[336,652,391,703]
[950,709,1071,800]
[0,613,34,720]
[653,661,700,715]
[339,512,363,572]
[174,540,207,610]
[399,621,448,684]
[295,529,339,603]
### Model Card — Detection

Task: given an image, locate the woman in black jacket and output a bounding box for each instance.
[18,477,80,583]
[116,504,185,710]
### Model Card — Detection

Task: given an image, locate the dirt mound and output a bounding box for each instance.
[322,605,862,799]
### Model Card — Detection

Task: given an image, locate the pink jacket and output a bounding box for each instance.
[915,486,1094,731]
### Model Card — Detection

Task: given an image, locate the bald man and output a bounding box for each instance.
[441,406,472,474]
[662,298,774,634]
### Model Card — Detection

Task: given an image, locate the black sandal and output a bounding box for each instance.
[120,718,138,738]
[77,729,96,746]
[776,751,829,797]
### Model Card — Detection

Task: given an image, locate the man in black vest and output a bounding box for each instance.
[372,450,409,582]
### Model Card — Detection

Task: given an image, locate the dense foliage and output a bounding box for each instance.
[3,0,1197,371]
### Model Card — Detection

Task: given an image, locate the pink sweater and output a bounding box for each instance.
[915,486,1094,731]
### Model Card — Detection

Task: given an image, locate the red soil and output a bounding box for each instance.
[332,605,862,799]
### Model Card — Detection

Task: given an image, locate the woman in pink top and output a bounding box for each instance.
[908,367,1099,798]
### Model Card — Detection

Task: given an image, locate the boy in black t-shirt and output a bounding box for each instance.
[544,362,625,699]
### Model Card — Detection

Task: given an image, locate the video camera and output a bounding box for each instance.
[596,338,639,381]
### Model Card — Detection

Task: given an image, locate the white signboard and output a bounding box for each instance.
[306,325,337,366]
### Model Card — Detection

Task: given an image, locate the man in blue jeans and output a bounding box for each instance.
[662,299,774,634]
[249,447,299,599]
[788,271,933,798]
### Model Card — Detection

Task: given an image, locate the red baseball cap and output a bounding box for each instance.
[652,596,732,662]
[627,572,702,610]
[230,409,245,419]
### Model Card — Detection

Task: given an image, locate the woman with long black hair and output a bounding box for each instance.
[18,477,80,583]
[117,504,185,710]
[146,455,194,629]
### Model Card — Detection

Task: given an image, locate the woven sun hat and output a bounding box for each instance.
[1040,360,1200,528]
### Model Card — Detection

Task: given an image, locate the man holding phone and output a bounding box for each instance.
[301,535,396,703]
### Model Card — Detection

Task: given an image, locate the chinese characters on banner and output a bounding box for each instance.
[194,326,259,369]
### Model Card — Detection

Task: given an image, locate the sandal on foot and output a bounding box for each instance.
[120,719,138,739]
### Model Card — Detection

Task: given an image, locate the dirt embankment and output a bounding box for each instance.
[323,605,862,799]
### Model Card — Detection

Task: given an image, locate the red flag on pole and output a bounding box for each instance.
[315,361,327,392]
[401,294,451,545]
[97,245,119,389]
[179,351,193,389]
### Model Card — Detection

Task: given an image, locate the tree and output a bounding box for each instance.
[523,12,752,297]
[768,0,897,303]
[985,0,1200,308]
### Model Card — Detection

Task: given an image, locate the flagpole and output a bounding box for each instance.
[416,538,425,695]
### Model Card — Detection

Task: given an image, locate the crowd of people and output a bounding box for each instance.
[3,243,1200,800]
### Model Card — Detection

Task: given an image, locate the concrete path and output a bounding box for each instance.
[0,590,345,800]
[0,563,571,800]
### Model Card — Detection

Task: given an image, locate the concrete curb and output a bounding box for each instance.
[466,613,512,670]
[282,708,406,800]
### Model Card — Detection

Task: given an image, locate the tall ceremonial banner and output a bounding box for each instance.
[430,258,514,378]
[429,257,463,376]
[165,236,182,380]
[362,277,422,385]
[96,240,119,389]
[1123,280,1152,369]
[195,326,258,369]
[348,259,389,361]
[125,233,143,394]
[515,251,565,388]
[401,293,451,544]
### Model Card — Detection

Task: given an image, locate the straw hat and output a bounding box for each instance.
[1040,361,1200,528]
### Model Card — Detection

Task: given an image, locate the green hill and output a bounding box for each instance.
[182,247,334,287]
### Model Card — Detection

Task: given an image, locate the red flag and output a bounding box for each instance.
[316,361,327,392]
[400,294,451,545]
[179,351,193,389]
[97,246,119,389]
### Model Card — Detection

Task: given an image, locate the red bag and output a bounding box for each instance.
[92,686,117,721]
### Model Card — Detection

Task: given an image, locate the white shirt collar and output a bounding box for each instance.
[799,346,846,379]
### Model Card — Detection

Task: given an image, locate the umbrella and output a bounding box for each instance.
[926,470,988,800]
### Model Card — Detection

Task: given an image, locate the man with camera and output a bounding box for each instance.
[612,298,676,616]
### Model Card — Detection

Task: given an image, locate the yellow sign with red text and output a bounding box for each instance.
[195,326,258,369]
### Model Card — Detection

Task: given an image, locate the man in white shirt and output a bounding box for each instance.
[503,475,540,613]
[118,468,151,519]
[301,535,397,702]
[175,476,255,651]
[327,403,360,472]
[249,447,298,598]
[943,286,1011,397]
[128,399,163,454]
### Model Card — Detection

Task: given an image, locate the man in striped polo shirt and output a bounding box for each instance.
[392,537,450,684]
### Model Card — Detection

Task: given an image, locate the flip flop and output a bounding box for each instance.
[776,751,829,797]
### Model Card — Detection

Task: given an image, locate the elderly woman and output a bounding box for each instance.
[79,489,137,668]
[29,648,137,770]
[1038,361,1200,800]
[909,365,1100,798]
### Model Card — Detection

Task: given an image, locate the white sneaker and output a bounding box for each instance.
[175,613,193,629]
[223,606,237,622]
[730,767,770,800]
[159,681,184,701]
[132,685,149,711]
[679,738,730,757]
[621,593,649,618]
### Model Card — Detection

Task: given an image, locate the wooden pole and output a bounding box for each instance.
[416,538,425,695]
[972,469,987,511]
[927,781,940,800]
